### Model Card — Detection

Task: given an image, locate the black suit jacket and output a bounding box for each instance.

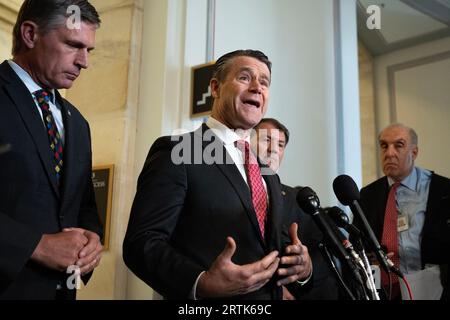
[123,124,292,299]
[0,61,102,299]
[281,184,340,300]
[359,172,450,300]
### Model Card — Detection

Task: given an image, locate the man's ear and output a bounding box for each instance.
[210,78,220,99]
[21,21,39,49]
[412,145,418,161]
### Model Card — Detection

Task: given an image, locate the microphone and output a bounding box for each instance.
[324,207,365,268]
[333,175,403,278]
[0,143,11,155]
[296,187,357,271]
[325,206,362,238]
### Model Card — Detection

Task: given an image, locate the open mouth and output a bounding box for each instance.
[242,98,261,108]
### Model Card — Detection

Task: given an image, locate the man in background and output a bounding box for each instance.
[359,123,449,300]
[252,118,340,299]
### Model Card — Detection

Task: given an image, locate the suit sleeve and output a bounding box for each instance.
[123,137,204,298]
[0,213,42,289]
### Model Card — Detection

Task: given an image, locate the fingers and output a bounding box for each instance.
[79,251,102,275]
[242,255,280,294]
[77,242,102,268]
[244,252,280,287]
[288,223,301,246]
[282,286,296,300]
[219,237,237,262]
[79,230,101,258]
[277,273,301,286]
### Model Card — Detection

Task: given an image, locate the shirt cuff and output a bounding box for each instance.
[189,271,206,300]
[296,265,313,286]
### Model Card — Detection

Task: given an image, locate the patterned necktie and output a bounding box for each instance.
[236,140,268,237]
[381,182,401,299]
[34,89,64,184]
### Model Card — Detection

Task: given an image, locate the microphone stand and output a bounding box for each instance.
[354,238,380,300]
[318,242,356,300]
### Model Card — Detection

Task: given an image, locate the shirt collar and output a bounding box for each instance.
[387,167,418,192]
[206,117,251,146]
[8,60,56,105]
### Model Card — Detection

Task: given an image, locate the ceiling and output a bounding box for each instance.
[357,0,450,56]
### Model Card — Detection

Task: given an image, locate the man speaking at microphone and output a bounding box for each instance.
[358,124,449,300]
[123,50,312,299]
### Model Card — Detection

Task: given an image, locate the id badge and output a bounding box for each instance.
[397,213,409,232]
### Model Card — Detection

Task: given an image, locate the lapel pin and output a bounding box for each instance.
[281,191,286,196]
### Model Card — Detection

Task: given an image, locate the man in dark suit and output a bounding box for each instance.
[251,118,340,300]
[358,124,449,300]
[0,0,103,300]
[123,50,313,299]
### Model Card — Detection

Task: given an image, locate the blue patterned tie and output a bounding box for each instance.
[34,90,64,184]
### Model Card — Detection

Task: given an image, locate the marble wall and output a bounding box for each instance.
[358,42,378,186]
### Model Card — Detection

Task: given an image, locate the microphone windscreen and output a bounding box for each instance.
[296,186,318,215]
[333,174,360,205]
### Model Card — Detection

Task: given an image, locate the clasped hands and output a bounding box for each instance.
[197,223,312,298]
[31,228,103,275]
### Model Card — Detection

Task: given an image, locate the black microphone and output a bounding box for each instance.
[296,187,357,271]
[333,175,403,278]
[324,207,365,268]
[325,206,362,238]
[0,143,11,155]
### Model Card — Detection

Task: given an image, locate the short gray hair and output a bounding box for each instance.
[379,123,418,146]
[12,0,101,56]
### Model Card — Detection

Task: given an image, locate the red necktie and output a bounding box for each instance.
[381,182,401,299]
[236,140,267,237]
[34,89,64,185]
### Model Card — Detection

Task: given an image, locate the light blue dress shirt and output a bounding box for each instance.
[387,167,432,274]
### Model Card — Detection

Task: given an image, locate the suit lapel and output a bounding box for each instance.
[263,174,284,252]
[1,62,60,197]
[374,177,389,239]
[200,124,266,247]
[57,92,75,203]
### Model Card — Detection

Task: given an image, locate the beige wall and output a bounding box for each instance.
[358,42,377,186]
[0,0,19,60]
[70,0,143,300]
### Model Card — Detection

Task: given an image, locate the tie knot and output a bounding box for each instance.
[391,182,401,191]
[235,139,249,152]
[34,89,53,108]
